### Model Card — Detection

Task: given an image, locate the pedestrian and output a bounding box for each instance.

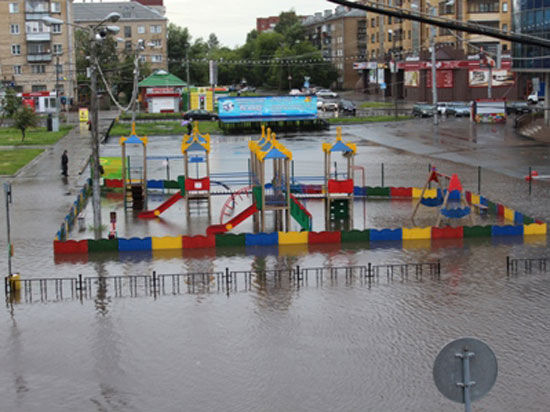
[61,150,68,176]
[187,121,192,135]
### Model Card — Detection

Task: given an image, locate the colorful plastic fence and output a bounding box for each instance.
[55,179,91,241]
[54,185,547,254]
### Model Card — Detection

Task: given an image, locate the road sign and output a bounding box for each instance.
[434,337,497,411]
[380,82,387,90]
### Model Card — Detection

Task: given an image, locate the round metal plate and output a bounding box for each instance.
[433,337,498,404]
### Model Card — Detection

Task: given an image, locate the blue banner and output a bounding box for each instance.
[218,96,317,122]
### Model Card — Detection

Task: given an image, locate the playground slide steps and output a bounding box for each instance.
[290,195,312,231]
[138,192,184,219]
[207,204,258,235]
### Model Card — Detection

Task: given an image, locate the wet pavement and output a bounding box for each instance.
[1,116,550,411]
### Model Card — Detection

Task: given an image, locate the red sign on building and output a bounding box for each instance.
[426,70,454,88]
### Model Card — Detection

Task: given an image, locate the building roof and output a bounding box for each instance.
[73,1,166,22]
[138,70,187,87]
[302,6,364,27]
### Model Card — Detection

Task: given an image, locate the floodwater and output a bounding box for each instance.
[1,124,550,411]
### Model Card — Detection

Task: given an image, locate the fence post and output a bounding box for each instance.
[368,262,372,278]
[4,276,8,295]
[477,166,481,194]
[152,271,157,296]
[381,163,384,187]
[437,260,441,276]
[506,256,510,275]
[296,265,300,281]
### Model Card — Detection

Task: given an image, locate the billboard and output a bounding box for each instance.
[404,71,419,87]
[473,99,506,123]
[218,96,317,122]
[469,69,515,87]
[426,70,454,88]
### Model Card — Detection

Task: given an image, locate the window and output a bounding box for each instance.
[10,24,20,35]
[51,1,61,13]
[52,24,61,34]
[388,32,392,42]
[125,41,132,50]
[502,23,508,31]
[13,65,22,75]
[408,30,411,39]
[388,16,392,24]
[55,64,63,74]
[137,25,145,34]
[150,39,162,47]
[9,3,19,13]
[439,1,455,15]
[32,85,46,92]
[502,2,507,12]
[371,18,376,27]
[53,44,62,54]
[468,0,500,13]
[11,44,21,55]
[150,25,162,34]
[151,55,163,63]
[139,55,146,63]
[124,26,132,38]
[371,33,375,43]
[31,65,46,74]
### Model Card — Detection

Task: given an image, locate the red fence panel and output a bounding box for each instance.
[328,179,353,194]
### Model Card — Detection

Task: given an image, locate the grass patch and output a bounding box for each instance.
[359,102,393,108]
[110,120,222,137]
[328,115,413,124]
[0,125,73,146]
[0,148,44,175]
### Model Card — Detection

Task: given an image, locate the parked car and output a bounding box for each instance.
[447,102,471,117]
[412,103,436,117]
[506,101,532,115]
[182,109,219,121]
[338,99,356,115]
[289,89,303,96]
[316,89,339,98]
[317,98,338,111]
[239,86,256,93]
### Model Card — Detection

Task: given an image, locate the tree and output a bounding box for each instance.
[0,88,22,125]
[207,33,220,51]
[13,106,38,141]
[167,23,191,81]
[274,10,305,45]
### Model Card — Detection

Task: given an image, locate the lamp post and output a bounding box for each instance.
[388,29,398,119]
[430,7,438,126]
[43,13,121,239]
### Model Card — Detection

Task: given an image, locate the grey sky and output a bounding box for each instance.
[164,0,330,47]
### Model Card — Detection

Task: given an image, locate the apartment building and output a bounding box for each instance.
[0,0,76,110]
[360,0,517,101]
[73,1,168,71]
[303,6,367,89]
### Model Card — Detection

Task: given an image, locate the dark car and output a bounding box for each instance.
[182,109,219,121]
[506,101,532,115]
[447,102,471,117]
[412,103,436,117]
[338,99,356,115]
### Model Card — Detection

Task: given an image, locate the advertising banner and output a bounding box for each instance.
[473,99,507,123]
[404,71,420,87]
[469,69,515,87]
[218,96,317,122]
[426,70,453,88]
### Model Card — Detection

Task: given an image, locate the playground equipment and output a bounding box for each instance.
[323,127,356,230]
[248,127,311,232]
[120,123,148,210]
[182,121,212,219]
[411,168,472,227]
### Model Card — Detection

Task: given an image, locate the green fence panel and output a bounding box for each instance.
[366,187,391,197]
[341,230,370,243]
[164,180,180,189]
[177,176,186,194]
[523,216,535,224]
[487,201,497,215]
[88,238,119,252]
[463,225,492,238]
[215,233,246,247]
[252,186,262,210]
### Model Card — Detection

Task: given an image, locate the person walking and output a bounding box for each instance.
[61,150,68,176]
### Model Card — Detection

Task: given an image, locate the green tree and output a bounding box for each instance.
[274,10,305,45]
[0,88,22,125]
[13,106,38,141]
[167,23,191,81]
[207,33,220,51]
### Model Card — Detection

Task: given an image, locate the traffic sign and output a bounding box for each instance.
[434,337,497,411]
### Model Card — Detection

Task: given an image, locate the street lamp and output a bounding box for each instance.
[43,13,121,239]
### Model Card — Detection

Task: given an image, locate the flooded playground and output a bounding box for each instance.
[2,124,550,411]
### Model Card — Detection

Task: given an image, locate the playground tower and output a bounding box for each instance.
[322,127,356,230]
[120,123,148,210]
[181,121,211,219]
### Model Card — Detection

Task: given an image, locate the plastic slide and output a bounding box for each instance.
[138,193,184,219]
[207,203,258,235]
[290,195,312,231]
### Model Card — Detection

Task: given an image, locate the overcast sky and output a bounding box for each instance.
[164,1,330,47]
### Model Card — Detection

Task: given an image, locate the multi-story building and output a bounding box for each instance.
[73,1,168,72]
[360,0,517,101]
[303,6,367,89]
[0,0,76,110]
[132,0,165,17]
[257,16,280,33]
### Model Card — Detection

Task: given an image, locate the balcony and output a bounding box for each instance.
[26,32,51,42]
[26,11,49,20]
[27,53,52,62]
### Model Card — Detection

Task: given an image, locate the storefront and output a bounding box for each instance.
[138,70,187,113]
[18,91,57,113]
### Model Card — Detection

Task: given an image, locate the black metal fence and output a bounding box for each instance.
[506,256,550,275]
[5,261,440,304]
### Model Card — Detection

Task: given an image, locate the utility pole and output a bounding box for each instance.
[186,48,191,111]
[4,183,12,276]
[430,7,438,126]
[89,42,102,239]
[54,55,60,132]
